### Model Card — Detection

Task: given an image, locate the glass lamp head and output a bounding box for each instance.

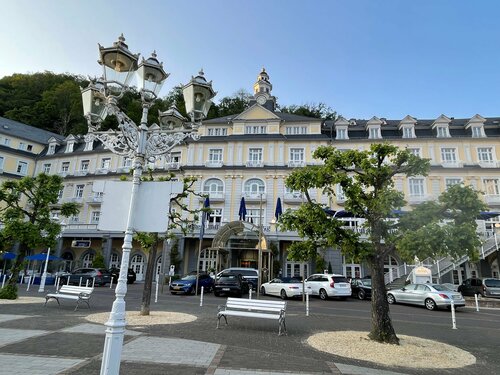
[98,34,139,94]
[81,81,108,125]
[159,105,188,133]
[136,51,169,100]
[182,69,216,122]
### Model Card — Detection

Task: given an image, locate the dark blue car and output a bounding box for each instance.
[170,273,214,295]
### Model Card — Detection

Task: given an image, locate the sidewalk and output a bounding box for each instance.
[0,290,414,375]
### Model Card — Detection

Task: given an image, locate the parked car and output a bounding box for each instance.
[214,272,249,297]
[59,268,111,287]
[109,268,136,284]
[216,268,258,290]
[260,277,309,299]
[458,278,500,298]
[351,278,372,300]
[387,283,465,310]
[170,273,214,295]
[305,273,352,300]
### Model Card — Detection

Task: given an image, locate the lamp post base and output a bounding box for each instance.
[100,299,127,375]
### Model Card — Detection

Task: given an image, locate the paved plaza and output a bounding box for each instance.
[0,284,498,375]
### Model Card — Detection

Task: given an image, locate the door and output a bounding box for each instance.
[344,264,362,279]
[285,262,308,279]
[398,284,417,302]
[131,254,145,281]
[412,284,430,305]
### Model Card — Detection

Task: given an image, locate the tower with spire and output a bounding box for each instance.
[249,67,276,111]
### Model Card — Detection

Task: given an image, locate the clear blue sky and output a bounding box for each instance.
[1,0,499,120]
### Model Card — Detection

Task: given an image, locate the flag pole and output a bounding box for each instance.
[257,193,263,297]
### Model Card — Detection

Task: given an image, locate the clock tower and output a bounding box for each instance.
[249,67,276,111]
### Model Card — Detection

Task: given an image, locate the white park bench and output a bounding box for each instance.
[217,297,287,336]
[45,285,94,311]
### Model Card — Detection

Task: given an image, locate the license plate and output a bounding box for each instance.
[337,284,348,288]
[174,286,182,290]
[222,288,230,291]
[452,295,460,300]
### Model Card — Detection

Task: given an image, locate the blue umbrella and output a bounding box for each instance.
[25,253,62,261]
[239,197,247,221]
[275,197,283,221]
[1,252,16,260]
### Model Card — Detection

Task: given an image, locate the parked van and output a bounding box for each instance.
[458,278,500,298]
[216,268,258,290]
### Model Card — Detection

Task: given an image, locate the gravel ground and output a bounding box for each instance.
[0,297,46,304]
[307,331,476,369]
[85,311,197,326]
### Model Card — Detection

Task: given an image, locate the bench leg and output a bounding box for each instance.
[216,314,228,329]
[45,297,60,307]
[74,299,80,312]
[278,317,287,336]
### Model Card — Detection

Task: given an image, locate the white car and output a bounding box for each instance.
[305,273,352,300]
[260,277,309,299]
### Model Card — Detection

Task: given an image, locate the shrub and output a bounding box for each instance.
[0,284,18,300]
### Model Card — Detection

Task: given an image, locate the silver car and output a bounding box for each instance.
[387,283,465,311]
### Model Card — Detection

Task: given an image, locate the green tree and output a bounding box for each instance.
[279,102,337,120]
[279,144,433,344]
[0,174,79,297]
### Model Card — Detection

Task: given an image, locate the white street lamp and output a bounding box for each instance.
[81,35,215,375]
[38,221,66,293]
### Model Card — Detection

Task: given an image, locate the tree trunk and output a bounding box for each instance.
[140,238,159,316]
[7,243,29,289]
[369,255,400,344]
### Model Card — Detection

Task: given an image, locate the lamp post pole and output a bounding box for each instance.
[81,35,215,375]
[38,222,65,293]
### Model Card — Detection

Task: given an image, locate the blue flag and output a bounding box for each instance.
[238,197,247,221]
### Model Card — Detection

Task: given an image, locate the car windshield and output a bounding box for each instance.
[281,277,302,283]
[181,275,197,280]
[219,275,239,282]
[485,279,500,287]
[332,276,348,283]
[360,279,372,287]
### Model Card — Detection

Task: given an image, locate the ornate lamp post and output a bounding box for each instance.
[81,34,215,375]
[38,221,66,293]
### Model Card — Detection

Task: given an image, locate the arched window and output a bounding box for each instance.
[131,254,145,281]
[244,178,265,194]
[82,252,94,268]
[203,178,224,194]
[109,253,120,269]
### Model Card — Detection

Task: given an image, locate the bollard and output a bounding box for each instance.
[450,300,457,329]
[92,278,95,288]
[249,288,252,299]
[155,278,159,303]
[86,279,89,287]
[79,277,82,287]
[109,277,113,289]
[200,286,204,307]
[306,292,310,317]
[1,274,6,288]
[26,276,32,291]
[474,293,480,312]
[55,276,60,291]
[66,277,70,285]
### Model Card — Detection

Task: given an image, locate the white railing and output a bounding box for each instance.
[205,161,223,168]
[287,161,305,168]
[165,162,180,170]
[246,161,263,168]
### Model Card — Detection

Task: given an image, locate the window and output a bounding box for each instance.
[285,186,303,198]
[336,184,346,201]
[203,178,224,194]
[248,148,263,166]
[471,126,484,138]
[441,148,457,163]
[16,161,28,175]
[245,125,267,134]
[170,152,181,163]
[402,127,415,139]
[285,126,307,135]
[43,163,51,173]
[101,158,111,169]
[484,179,500,195]
[3,138,10,146]
[91,211,101,223]
[436,126,449,138]
[207,128,227,136]
[409,178,425,197]
[289,148,304,163]
[336,128,348,140]
[27,144,33,152]
[75,184,85,198]
[48,144,56,154]
[109,253,120,268]
[19,142,27,151]
[0,156,4,170]
[407,148,421,157]
[244,178,265,194]
[80,160,90,171]
[61,162,70,173]
[123,157,132,167]
[445,178,462,189]
[69,215,79,223]
[246,208,264,225]
[58,189,64,199]
[368,127,381,139]
[207,208,222,226]
[478,147,494,163]
[208,149,223,163]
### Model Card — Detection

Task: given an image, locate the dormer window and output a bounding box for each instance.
[368,127,381,139]
[84,139,94,151]
[402,127,415,139]
[65,141,74,153]
[436,126,450,138]
[48,144,56,155]
[336,128,348,140]
[471,126,485,138]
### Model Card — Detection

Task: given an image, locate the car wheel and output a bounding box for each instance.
[387,294,396,304]
[280,289,287,300]
[358,290,366,300]
[214,291,220,297]
[261,287,266,296]
[319,288,328,300]
[425,298,436,311]
[187,287,193,295]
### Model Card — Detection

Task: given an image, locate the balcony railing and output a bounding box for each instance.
[288,161,305,168]
[243,192,266,201]
[74,169,89,176]
[246,160,263,168]
[200,192,225,201]
[165,162,180,170]
[205,161,223,168]
[484,195,500,205]
[95,168,110,175]
[283,192,303,203]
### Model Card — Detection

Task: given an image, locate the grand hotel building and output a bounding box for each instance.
[1,68,499,286]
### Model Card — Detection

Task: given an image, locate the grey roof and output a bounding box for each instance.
[0,117,64,144]
[203,111,321,124]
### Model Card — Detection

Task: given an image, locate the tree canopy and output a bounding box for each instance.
[279,143,486,344]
